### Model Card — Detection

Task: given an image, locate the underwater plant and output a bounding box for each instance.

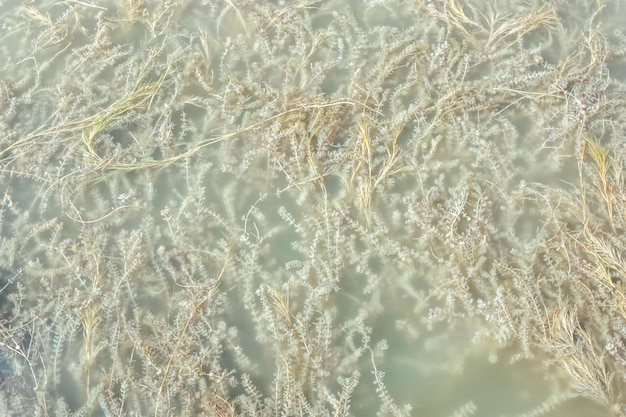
[1,0,626,416]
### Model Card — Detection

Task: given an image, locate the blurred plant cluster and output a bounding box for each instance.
[1,0,626,416]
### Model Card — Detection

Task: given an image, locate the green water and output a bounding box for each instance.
[1,1,625,416]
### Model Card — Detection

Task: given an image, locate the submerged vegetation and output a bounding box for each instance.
[1,0,626,415]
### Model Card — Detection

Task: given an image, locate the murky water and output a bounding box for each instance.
[1,0,625,416]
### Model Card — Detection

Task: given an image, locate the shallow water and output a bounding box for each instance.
[1,0,625,416]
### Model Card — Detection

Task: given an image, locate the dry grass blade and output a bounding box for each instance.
[80,69,169,164]
[424,1,557,53]
[482,5,558,52]
[153,255,229,417]
[546,305,615,406]
[266,286,292,327]
[583,134,616,230]
[81,305,103,400]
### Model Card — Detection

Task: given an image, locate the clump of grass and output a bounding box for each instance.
[423,0,558,53]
